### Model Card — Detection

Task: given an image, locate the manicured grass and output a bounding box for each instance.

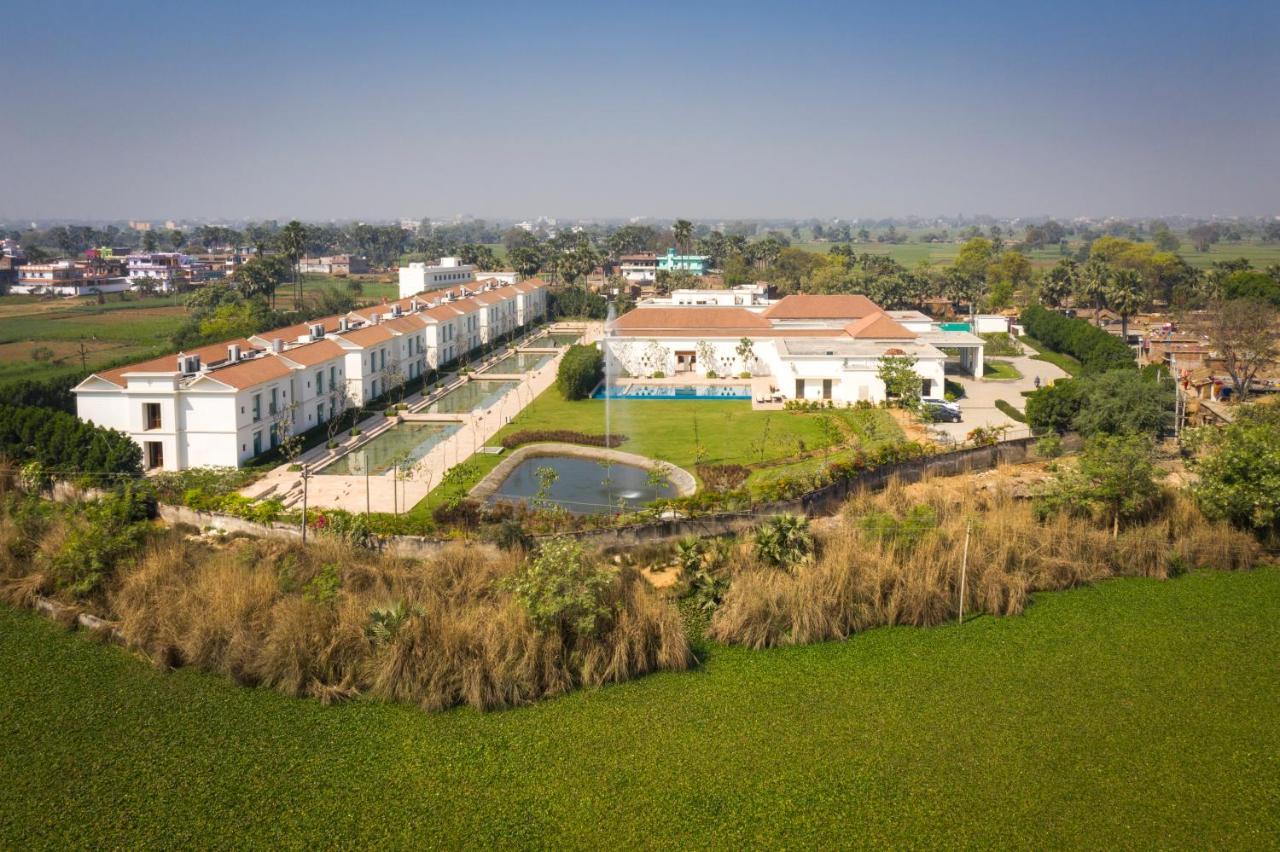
[1020,335,1081,376]
[3,566,1278,847]
[410,387,852,514]
[983,359,1022,380]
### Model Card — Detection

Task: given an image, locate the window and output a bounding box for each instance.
[142,402,161,430]
[329,365,337,388]
[316,404,325,424]
[269,387,278,416]
[252,394,262,422]
[315,370,324,394]
[145,441,163,470]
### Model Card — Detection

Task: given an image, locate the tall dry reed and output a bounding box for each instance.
[709,480,1262,649]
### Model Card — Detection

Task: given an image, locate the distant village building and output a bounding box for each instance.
[298,255,370,276]
[397,257,476,299]
[656,247,711,277]
[128,220,152,231]
[126,252,215,292]
[618,253,658,283]
[14,259,130,296]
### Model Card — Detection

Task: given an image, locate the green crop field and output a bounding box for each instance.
[0,295,188,384]
[2,566,1277,847]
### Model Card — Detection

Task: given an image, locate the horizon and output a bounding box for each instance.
[3,0,1278,220]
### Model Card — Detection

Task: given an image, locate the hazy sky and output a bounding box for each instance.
[3,0,1278,221]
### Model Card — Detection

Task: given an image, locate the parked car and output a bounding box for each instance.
[922,398,962,423]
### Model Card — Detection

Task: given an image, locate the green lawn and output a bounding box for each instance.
[983,359,1022,380]
[411,389,861,514]
[3,566,1277,847]
[1020,336,1081,376]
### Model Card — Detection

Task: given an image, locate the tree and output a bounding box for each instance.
[1025,378,1085,433]
[1188,223,1221,252]
[557,244,599,286]
[1196,299,1280,400]
[1039,434,1161,536]
[735,337,756,375]
[232,255,288,307]
[1071,370,1172,437]
[509,245,543,279]
[142,230,159,252]
[672,219,693,255]
[1040,259,1077,307]
[1105,268,1147,339]
[1077,258,1112,324]
[1188,402,1280,537]
[1222,269,1280,307]
[877,354,922,410]
[277,220,308,310]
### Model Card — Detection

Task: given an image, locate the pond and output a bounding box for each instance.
[421,379,517,414]
[485,351,554,374]
[318,422,460,475]
[543,332,582,347]
[593,383,752,400]
[488,454,675,514]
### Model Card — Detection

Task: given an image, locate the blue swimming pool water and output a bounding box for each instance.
[593,383,751,400]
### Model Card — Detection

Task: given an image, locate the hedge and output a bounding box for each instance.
[499,430,627,450]
[0,405,142,477]
[1019,305,1135,373]
[557,344,604,400]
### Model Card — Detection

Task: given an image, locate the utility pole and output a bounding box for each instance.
[300,463,309,543]
[958,520,971,626]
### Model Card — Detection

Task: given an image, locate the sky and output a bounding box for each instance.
[2,0,1278,221]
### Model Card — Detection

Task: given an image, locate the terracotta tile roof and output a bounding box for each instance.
[512,278,547,293]
[278,339,345,367]
[251,314,343,345]
[383,315,422,334]
[762,294,880,320]
[420,304,462,321]
[612,307,772,333]
[95,338,257,387]
[337,324,396,346]
[190,354,293,390]
[845,312,917,340]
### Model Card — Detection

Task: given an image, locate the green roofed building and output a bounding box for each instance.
[656,247,711,276]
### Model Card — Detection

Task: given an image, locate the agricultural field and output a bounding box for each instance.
[790,236,1280,271]
[2,565,1277,847]
[0,294,188,385]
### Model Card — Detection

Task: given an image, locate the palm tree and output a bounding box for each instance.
[277,220,308,310]
[753,514,814,570]
[1106,268,1147,340]
[672,219,693,255]
[1077,258,1112,325]
[1040,259,1077,307]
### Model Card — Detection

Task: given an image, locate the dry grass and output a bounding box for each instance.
[710,479,1263,649]
[104,535,691,711]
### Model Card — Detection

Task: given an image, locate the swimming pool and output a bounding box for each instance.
[318,422,460,475]
[593,383,752,400]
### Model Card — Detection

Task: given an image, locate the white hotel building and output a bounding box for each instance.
[73,278,547,470]
[606,294,985,404]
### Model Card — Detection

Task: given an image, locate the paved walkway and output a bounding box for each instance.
[244,323,599,514]
[927,349,1068,444]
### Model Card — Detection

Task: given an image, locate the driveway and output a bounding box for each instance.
[927,351,1069,444]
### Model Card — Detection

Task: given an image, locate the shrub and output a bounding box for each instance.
[753,514,814,570]
[979,332,1022,357]
[498,430,626,450]
[1035,433,1064,458]
[557,344,604,400]
[503,536,617,637]
[994,400,1025,423]
[696,463,749,492]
